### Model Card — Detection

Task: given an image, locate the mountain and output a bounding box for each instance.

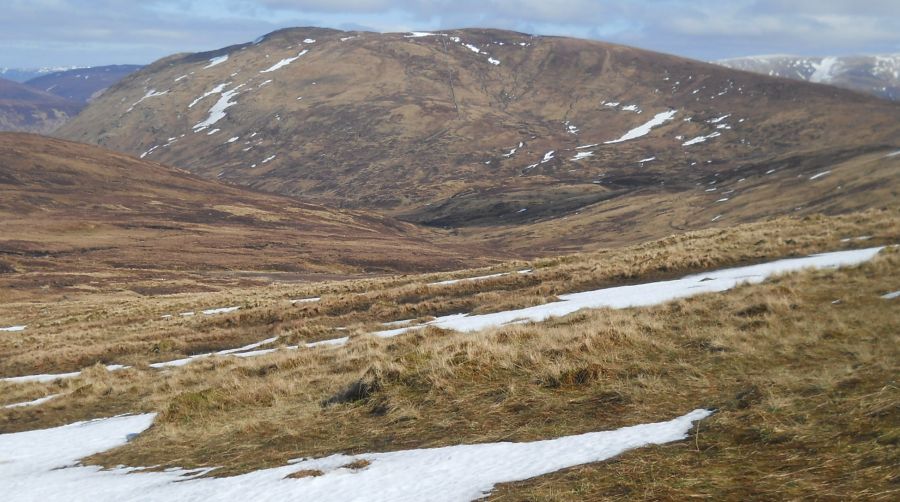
[0,133,480,298]
[717,54,900,100]
[0,78,83,133]
[56,28,900,252]
[26,65,143,103]
[0,66,83,83]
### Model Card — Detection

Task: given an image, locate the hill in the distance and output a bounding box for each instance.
[0,133,481,300]
[56,28,900,253]
[0,78,83,134]
[717,54,900,100]
[26,65,143,103]
[0,66,83,83]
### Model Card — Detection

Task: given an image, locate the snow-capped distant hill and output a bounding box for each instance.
[716,55,900,100]
[26,65,143,103]
[0,66,84,83]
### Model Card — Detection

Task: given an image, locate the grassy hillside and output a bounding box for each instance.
[1,209,897,498]
[0,133,485,302]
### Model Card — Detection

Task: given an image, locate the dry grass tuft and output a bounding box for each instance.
[341,459,372,470]
[286,469,324,479]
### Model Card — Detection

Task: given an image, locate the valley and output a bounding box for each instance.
[0,133,482,303]
[1,20,898,502]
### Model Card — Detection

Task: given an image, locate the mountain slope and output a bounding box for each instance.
[0,133,481,300]
[26,65,143,103]
[717,54,900,100]
[0,78,83,133]
[57,28,900,247]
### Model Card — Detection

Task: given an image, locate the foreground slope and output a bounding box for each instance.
[0,133,479,301]
[0,78,82,133]
[717,54,900,100]
[58,28,900,240]
[1,210,897,499]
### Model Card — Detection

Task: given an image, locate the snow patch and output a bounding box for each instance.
[0,325,26,332]
[126,89,167,112]
[4,394,61,409]
[149,337,279,369]
[429,269,530,286]
[203,55,229,69]
[193,84,244,132]
[0,409,712,502]
[604,110,677,144]
[502,142,523,158]
[682,132,721,146]
[201,306,240,315]
[291,297,320,304]
[810,57,840,83]
[371,247,884,339]
[1,365,127,384]
[571,151,593,161]
[260,50,308,73]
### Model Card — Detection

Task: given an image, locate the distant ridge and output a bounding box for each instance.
[717,54,900,100]
[0,78,82,133]
[26,65,143,103]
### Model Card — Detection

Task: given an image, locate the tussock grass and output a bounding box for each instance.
[1,209,895,377]
[0,210,897,498]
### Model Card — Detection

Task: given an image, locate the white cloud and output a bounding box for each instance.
[0,0,897,67]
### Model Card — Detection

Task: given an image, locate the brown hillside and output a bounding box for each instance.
[0,133,483,300]
[0,78,83,133]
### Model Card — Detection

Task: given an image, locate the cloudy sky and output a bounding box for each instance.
[3,0,898,68]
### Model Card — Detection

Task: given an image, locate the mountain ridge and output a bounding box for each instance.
[56,27,900,251]
[716,54,900,100]
[26,65,143,103]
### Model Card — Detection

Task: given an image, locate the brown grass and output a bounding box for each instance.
[341,459,372,470]
[0,209,895,377]
[285,469,324,479]
[0,210,897,499]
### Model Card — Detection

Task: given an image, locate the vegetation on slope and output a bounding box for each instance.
[1,210,897,499]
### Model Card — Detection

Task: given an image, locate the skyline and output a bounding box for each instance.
[2,1,899,68]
